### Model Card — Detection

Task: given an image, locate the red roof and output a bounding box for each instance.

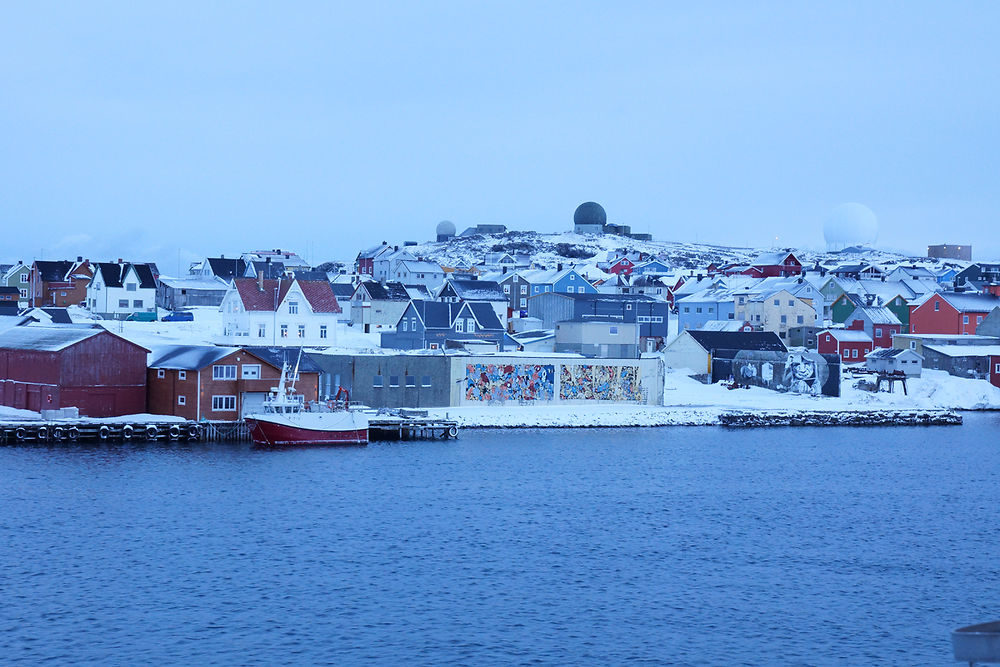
[297,280,342,313]
[234,278,294,311]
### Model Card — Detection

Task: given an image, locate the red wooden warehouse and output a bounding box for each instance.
[0,327,149,416]
[816,328,873,364]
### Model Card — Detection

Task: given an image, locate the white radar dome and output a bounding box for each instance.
[823,203,878,251]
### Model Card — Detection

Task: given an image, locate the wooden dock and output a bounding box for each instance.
[368,416,459,441]
[0,420,204,444]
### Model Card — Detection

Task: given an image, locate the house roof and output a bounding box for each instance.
[924,344,1000,358]
[697,320,747,332]
[750,251,798,267]
[403,284,433,300]
[409,300,462,329]
[356,243,390,260]
[157,276,229,290]
[296,280,343,314]
[233,278,294,311]
[359,281,411,301]
[243,346,322,372]
[506,329,555,344]
[249,260,286,279]
[444,279,506,301]
[206,257,247,280]
[865,347,923,360]
[850,305,902,325]
[820,329,873,343]
[465,302,504,330]
[148,345,240,369]
[686,330,787,353]
[395,260,444,274]
[34,260,73,282]
[330,283,356,299]
[0,286,18,296]
[0,326,146,352]
[912,292,1000,312]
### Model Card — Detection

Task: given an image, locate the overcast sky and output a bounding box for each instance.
[2,2,997,274]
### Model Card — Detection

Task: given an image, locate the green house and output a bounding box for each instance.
[2,262,31,307]
[831,293,859,324]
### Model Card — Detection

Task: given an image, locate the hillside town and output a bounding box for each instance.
[1,202,999,423]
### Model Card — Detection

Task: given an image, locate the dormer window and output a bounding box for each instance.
[126,283,136,292]
[288,301,299,314]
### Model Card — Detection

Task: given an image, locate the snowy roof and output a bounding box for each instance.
[158,276,229,290]
[396,260,444,274]
[507,329,555,343]
[910,292,1000,312]
[148,345,240,369]
[696,320,747,332]
[359,281,411,301]
[820,329,873,343]
[865,347,922,360]
[444,279,506,301]
[404,284,433,300]
[850,305,901,325]
[0,326,144,352]
[34,260,73,282]
[686,330,787,353]
[923,344,1000,358]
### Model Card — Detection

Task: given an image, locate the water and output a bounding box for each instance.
[3,415,1000,665]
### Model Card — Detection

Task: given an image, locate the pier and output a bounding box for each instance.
[0,420,203,444]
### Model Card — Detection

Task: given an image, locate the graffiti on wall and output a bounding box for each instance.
[559,365,642,401]
[465,364,554,402]
[710,349,841,397]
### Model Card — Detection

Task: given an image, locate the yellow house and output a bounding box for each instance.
[743,289,816,340]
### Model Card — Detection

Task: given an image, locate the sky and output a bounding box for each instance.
[1,2,998,274]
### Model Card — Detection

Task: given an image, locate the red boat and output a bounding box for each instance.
[243,361,368,446]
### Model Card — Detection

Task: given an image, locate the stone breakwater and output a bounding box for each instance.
[719,410,963,428]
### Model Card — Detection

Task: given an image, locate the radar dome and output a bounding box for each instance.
[574,202,607,228]
[436,220,456,236]
[823,203,878,251]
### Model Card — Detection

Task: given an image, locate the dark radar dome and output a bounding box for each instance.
[574,202,607,228]
[573,202,607,235]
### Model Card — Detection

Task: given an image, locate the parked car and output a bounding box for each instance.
[161,310,194,322]
[125,312,157,322]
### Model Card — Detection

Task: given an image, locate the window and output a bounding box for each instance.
[421,375,431,387]
[610,326,619,335]
[963,315,969,324]
[520,285,527,294]
[298,325,305,338]
[780,315,787,324]
[258,324,266,338]
[503,285,510,294]
[133,299,143,308]
[519,298,526,308]
[405,376,416,387]
[773,299,780,306]
[320,325,327,339]
[695,307,702,314]
[411,317,417,330]
[179,370,186,380]
[242,365,261,380]
[213,364,237,380]
[996,363,1000,373]
[638,316,650,323]
[875,328,882,338]
[934,301,940,311]
[402,320,408,331]
[852,349,858,359]
[157,369,165,378]
[373,375,384,388]
[896,297,903,305]
[826,335,832,341]
[797,315,804,324]
[19,288,27,298]
[118,299,129,308]
[20,273,28,282]
[467,318,475,332]
[178,395,186,406]
[567,286,575,293]
[533,286,539,293]
[288,301,298,314]
[456,319,464,332]
[626,304,632,310]
[570,274,575,280]
[389,375,400,387]
[280,324,288,338]
[126,283,136,292]
[212,395,236,411]
[910,341,916,350]
[978,316,984,324]
[683,307,690,313]
[708,306,714,313]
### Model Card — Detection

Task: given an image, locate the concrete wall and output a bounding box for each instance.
[306,353,452,408]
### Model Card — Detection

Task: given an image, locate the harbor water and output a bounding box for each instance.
[3,414,1000,664]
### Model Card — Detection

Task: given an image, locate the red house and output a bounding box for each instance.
[908,293,1000,335]
[723,251,803,278]
[817,329,873,364]
[355,242,389,277]
[0,327,148,416]
[31,258,93,307]
[845,305,902,349]
[991,355,1000,389]
[147,345,320,420]
[607,255,636,276]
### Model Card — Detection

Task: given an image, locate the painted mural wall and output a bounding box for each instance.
[710,349,841,397]
[559,365,642,401]
[465,363,554,402]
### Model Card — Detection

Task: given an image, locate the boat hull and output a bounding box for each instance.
[244,412,369,446]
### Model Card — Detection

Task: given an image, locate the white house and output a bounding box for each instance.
[87,262,158,319]
[373,247,416,283]
[219,277,344,346]
[391,260,446,292]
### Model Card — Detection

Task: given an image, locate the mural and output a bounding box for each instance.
[711,349,841,397]
[559,365,642,401]
[465,364,554,402]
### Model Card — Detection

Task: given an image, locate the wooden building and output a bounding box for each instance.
[0,327,148,416]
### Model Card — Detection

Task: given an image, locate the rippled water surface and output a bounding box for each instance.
[3,415,1000,665]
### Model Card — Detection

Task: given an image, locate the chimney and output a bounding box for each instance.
[77,255,83,262]
[394,245,399,251]
[118,258,123,264]
[557,263,563,271]
[258,268,265,291]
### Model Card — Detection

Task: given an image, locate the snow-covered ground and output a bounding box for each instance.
[0,406,185,423]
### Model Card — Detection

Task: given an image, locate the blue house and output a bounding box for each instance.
[521,267,597,297]
[381,300,505,351]
[631,260,672,276]
[676,288,736,331]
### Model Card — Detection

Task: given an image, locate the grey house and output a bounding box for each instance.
[527,292,669,351]
[156,276,230,310]
[306,352,453,408]
[555,317,640,358]
[380,300,505,351]
[865,347,923,377]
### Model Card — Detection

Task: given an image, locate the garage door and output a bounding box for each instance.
[241,392,268,417]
